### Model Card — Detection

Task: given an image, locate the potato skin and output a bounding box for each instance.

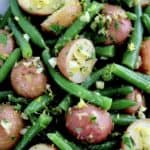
[124,89,144,115]
[101,4,132,45]
[139,39,150,74]
[57,38,96,83]
[0,30,15,57]
[41,0,82,33]
[0,105,24,150]
[66,104,113,143]
[11,58,47,99]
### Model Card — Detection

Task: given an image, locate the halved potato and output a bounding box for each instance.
[57,38,96,83]
[17,0,65,16]
[29,144,57,150]
[122,119,150,150]
[41,0,82,33]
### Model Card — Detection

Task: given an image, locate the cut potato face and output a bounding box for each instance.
[17,0,65,16]
[29,144,57,150]
[41,0,82,33]
[57,38,96,83]
[122,119,150,150]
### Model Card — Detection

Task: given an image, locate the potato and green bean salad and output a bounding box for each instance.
[0,0,150,149]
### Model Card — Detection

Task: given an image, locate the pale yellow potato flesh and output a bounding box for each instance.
[17,0,64,16]
[41,0,82,32]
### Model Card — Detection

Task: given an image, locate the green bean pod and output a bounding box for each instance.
[0,7,11,29]
[111,99,137,110]
[142,14,150,33]
[111,114,137,126]
[47,132,73,150]
[24,94,53,117]
[10,0,47,49]
[126,11,137,21]
[42,50,112,110]
[8,18,32,58]
[15,113,52,150]
[0,48,21,83]
[0,91,13,102]
[122,2,143,69]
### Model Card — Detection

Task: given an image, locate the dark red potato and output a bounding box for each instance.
[139,39,150,74]
[29,144,57,150]
[41,0,82,33]
[11,57,47,99]
[17,0,64,16]
[122,119,150,150]
[57,38,96,83]
[100,4,132,45]
[0,105,24,150]
[0,30,15,57]
[66,103,113,143]
[124,89,145,115]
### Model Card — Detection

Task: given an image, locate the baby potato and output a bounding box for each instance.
[41,0,82,33]
[0,105,24,150]
[57,38,96,83]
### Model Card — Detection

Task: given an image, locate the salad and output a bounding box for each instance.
[0,0,150,149]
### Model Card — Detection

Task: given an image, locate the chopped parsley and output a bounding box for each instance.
[0,33,7,45]
[49,24,65,35]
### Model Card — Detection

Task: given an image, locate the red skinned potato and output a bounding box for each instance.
[122,119,150,150]
[17,0,64,16]
[0,30,15,57]
[0,105,24,150]
[99,4,132,45]
[124,89,145,115]
[66,103,113,143]
[41,0,82,33]
[57,38,97,83]
[29,144,57,150]
[11,57,47,99]
[139,39,150,74]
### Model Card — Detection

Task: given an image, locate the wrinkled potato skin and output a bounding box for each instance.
[0,105,23,150]
[140,39,150,74]
[11,59,47,99]
[101,4,132,45]
[0,30,15,57]
[41,0,82,32]
[124,89,145,115]
[66,104,113,143]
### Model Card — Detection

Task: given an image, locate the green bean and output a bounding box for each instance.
[57,95,72,112]
[126,11,137,21]
[121,0,133,8]
[0,54,8,61]
[114,101,134,111]
[82,68,105,88]
[47,132,73,150]
[54,1,103,54]
[0,91,13,102]
[81,0,91,11]
[111,99,137,110]
[87,141,117,150]
[142,14,150,33]
[122,2,143,69]
[100,86,134,97]
[96,45,116,58]
[136,72,150,81]
[15,113,52,150]
[42,49,112,110]
[0,7,11,29]
[8,94,28,104]
[144,5,150,16]
[8,18,32,58]
[24,94,53,117]
[0,48,21,83]
[111,114,137,126]
[110,64,150,93]
[10,0,47,49]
